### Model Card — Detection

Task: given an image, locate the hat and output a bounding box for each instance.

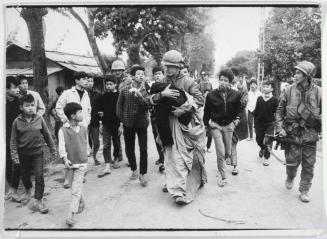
[161,50,183,68]
[295,61,316,78]
[130,64,145,76]
[111,60,125,71]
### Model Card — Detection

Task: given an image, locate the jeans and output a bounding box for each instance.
[89,126,100,160]
[247,110,254,139]
[68,164,87,213]
[6,146,21,189]
[255,122,275,159]
[102,125,122,163]
[19,152,44,200]
[210,121,235,180]
[150,117,164,164]
[123,126,148,175]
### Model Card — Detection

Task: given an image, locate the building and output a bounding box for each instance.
[6,40,103,104]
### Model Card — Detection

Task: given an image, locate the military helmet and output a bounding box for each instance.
[295,61,316,78]
[111,60,125,71]
[161,50,184,68]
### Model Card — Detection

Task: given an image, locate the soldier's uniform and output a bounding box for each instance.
[275,61,321,202]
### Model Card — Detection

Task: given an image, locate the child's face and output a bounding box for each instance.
[262,84,273,93]
[134,70,145,83]
[71,110,84,122]
[20,101,36,115]
[7,83,19,97]
[250,83,257,91]
[153,71,164,82]
[105,81,116,91]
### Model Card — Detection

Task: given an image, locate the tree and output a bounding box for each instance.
[20,8,52,127]
[225,50,258,78]
[262,7,321,83]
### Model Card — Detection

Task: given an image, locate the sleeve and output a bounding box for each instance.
[203,95,212,127]
[275,87,289,132]
[116,90,124,121]
[253,97,259,119]
[188,80,204,108]
[55,91,68,123]
[235,93,243,120]
[86,94,91,126]
[41,118,56,154]
[240,89,248,109]
[36,92,46,116]
[10,120,19,164]
[58,128,67,159]
[137,83,152,110]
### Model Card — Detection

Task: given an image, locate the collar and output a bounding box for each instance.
[296,81,312,92]
[18,113,38,122]
[72,86,84,92]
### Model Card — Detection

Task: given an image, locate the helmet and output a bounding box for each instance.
[161,50,184,68]
[111,60,125,71]
[295,61,316,78]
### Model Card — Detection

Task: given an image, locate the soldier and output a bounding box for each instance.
[276,61,321,203]
[110,60,132,92]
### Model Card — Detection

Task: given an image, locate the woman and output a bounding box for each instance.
[203,69,242,187]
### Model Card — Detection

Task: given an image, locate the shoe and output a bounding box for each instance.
[112,161,120,169]
[226,157,231,165]
[66,217,75,227]
[4,191,12,200]
[299,192,310,203]
[36,200,49,214]
[259,149,264,158]
[159,164,165,173]
[155,159,161,165]
[139,175,148,187]
[97,168,111,178]
[63,181,70,189]
[130,171,138,180]
[285,178,294,190]
[175,196,188,206]
[218,179,227,187]
[83,178,86,183]
[162,184,168,193]
[94,159,101,166]
[11,194,22,203]
[232,168,239,176]
[263,159,269,166]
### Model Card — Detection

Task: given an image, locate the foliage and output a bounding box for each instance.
[225,50,258,78]
[262,7,321,81]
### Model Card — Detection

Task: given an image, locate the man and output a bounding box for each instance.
[17,75,45,116]
[48,86,65,143]
[150,66,165,172]
[149,50,206,205]
[247,79,261,141]
[110,60,132,92]
[276,61,321,203]
[86,76,102,165]
[180,64,190,77]
[196,71,206,84]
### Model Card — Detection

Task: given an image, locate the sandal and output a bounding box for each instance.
[97,171,111,178]
[66,217,75,227]
[218,179,227,187]
[232,168,239,176]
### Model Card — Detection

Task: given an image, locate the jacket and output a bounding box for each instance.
[10,114,55,164]
[276,82,321,133]
[203,87,242,127]
[55,86,91,127]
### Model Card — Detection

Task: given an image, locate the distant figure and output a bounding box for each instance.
[247,79,261,141]
[48,86,65,142]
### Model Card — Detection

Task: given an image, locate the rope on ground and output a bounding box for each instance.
[199,209,247,224]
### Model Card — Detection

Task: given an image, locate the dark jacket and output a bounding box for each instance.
[99,91,120,131]
[203,88,242,127]
[10,114,56,164]
[89,90,102,127]
[150,82,192,146]
[6,96,21,144]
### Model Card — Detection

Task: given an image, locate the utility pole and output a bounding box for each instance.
[257,7,265,84]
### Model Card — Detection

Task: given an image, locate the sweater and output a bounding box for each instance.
[99,91,120,130]
[203,88,242,127]
[10,114,55,163]
[58,125,88,165]
[254,96,279,124]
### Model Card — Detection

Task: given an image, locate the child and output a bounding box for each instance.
[247,79,261,141]
[97,75,123,177]
[253,81,279,166]
[6,76,22,202]
[10,94,56,213]
[116,64,151,187]
[58,102,88,226]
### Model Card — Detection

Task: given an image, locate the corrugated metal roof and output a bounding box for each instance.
[6,67,63,76]
[7,40,102,76]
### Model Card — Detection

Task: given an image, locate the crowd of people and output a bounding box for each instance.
[5,49,321,226]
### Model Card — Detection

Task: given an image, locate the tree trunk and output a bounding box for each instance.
[21,8,53,131]
[127,44,141,66]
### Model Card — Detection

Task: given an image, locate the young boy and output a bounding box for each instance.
[116,64,151,187]
[58,102,88,226]
[6,76,22,202]
[253,81,278,166]
[97,75,123,177]
[10,94,56,213]
[247,79,261,141]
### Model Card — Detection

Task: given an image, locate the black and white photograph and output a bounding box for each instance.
[2,2,325,236]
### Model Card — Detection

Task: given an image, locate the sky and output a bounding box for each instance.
[6,7,265,73]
